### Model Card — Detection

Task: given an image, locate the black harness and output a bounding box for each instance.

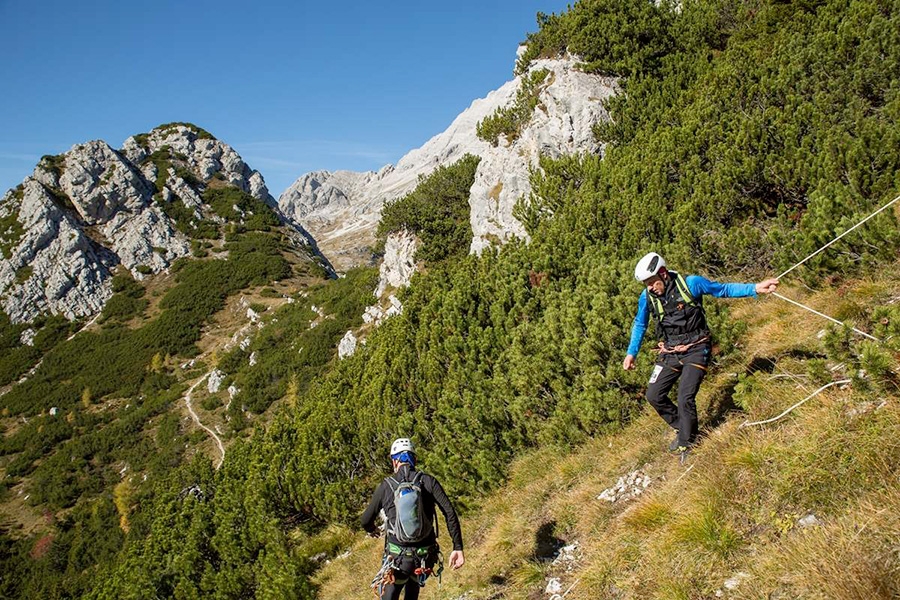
[647,272,710,348]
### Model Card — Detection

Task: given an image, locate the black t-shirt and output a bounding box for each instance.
[361,465,464,551]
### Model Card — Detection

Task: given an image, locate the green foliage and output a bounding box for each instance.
[0,202,25,259]
[145,148,172,191]
[516,0,674,76]
[39,153,66,180]
[131,132,150,149]
[377,154,481,262]
[100,273,148,323]
[202,186,280,231]
[1,232,290,419]
[0,312,40,386]
[224,267,377,417]
[173,164,201,187]
[154,192,219,240]
[13,265,32,284]
[476,69,551,146]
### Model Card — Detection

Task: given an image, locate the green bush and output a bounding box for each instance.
[476,70,550,146]
[202,186,280,230]
[101,274,148,323]
[0,203,25,260]
[155,121,216,140]
[516,0,674,77]
[377,154,480,262]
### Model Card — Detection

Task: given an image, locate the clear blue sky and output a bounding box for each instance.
[0,0,569,198]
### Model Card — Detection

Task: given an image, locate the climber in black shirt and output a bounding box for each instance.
[362,438,465,600]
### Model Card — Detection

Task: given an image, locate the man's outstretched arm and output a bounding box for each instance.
[686,275,778,299]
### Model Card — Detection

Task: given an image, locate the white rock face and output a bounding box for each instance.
[122,124,274,203]
[0,179,112,322]
[362,294,403,327]
[545,578,563,595]
[0,123,310,324]
[208,369,225,394]
[43,140,191,279]
[469,59,618,254]
[19,328,35,346]
[278,54,617,269]
[375,230,420,297]
[338,330,357,359]
[798,513,822,528]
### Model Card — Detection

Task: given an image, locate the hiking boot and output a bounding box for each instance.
[668,431,681,452]
[678,446,691,465]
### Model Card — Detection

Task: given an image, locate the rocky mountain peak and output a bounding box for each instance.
[0,123,318,324]
[121,123,273,202]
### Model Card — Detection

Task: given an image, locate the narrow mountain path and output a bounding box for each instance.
[184,369,226,470]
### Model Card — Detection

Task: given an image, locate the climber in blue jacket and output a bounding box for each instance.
[623,252,779,460]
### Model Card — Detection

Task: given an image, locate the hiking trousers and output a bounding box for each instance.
[380,547,437,600]
[381,574,421,600]
[645,342,710,447]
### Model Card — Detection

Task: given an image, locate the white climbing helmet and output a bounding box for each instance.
[390,438,415,456]
[634,252,666,282]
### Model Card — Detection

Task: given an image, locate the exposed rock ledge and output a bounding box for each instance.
[278,53,618,269]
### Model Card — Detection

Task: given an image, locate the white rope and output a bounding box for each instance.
[673,463,694,484]
[777,192,900,280]
[772,292,880,342]
[740,379,851,428]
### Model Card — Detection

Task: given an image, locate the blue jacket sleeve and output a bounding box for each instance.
[685,275,757,299]
[626,290,650,357]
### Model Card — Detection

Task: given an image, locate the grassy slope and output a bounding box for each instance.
[316,271,900,600]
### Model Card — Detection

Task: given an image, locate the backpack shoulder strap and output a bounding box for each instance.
[673,272,697,306]
[647,291,665,322]
[386,476,400,491]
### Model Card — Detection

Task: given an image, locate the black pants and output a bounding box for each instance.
[645,342,710,447]
[380,551,435,600]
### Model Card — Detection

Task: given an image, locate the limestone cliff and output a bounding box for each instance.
[0,123,321,323]
[278,53,618,270]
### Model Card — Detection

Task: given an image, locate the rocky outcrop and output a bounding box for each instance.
[121,124,275,203]
[277,80,508,270]
[32,140,192,277]
[375,230,420,297]
[208,369,226,394]
[338,330,357,359]
[362,294,403,327]
[0,180,112,322]
[0,123,321,324]
[468,58,617,253]
[278,53,618,269]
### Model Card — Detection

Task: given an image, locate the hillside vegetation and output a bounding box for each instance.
[2,0,900,598]
[316,271,900,598]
